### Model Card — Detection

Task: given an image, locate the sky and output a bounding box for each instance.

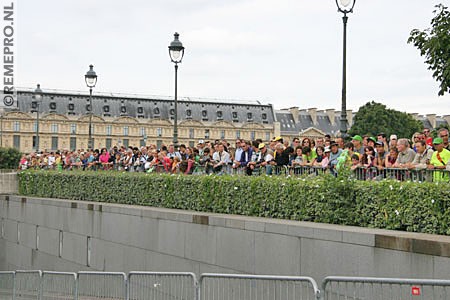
[15,0,450,116]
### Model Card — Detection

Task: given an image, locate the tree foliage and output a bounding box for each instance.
[408,4,450,96]
[0,147,21,169]
[348,101,423,138]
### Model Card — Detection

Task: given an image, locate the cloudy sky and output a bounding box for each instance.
[16,0,450,115]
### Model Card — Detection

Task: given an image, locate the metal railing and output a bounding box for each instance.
[128,272,197,300]
[199,273,320,300]
[4,271,450,300]
[77,272,127,300]
[321,276,450,300]
[22,163,450,182]
[40,272,76,300]
[0,272,14,300]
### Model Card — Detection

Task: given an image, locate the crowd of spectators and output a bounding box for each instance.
[18,128,450,180]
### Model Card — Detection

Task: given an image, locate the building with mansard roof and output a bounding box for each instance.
[0,87,449,153]
[0,88,277,152]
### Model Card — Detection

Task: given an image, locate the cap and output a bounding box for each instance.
[390,134,398,140]
[352,135,363,142]
[375,141,384,147]
[368,137,377,143]
[198,139,205,144]
[330,141,338,147]
[273,136,282,142]
[324,146,331,153]
[433,137,444,145]
[258,143,266,149]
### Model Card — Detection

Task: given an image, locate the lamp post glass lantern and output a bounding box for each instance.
[34,83,43,153]
[335,0,356,139]
[85,64,97,150]
[168,32,185,147]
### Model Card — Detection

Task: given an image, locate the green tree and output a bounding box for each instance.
[408,4,450,96]
[0,147,22,169]
[348,101,423,139]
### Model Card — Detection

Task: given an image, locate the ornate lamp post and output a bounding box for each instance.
[335,0,356,139]
[33,84,43,153]
[84,64,97,150]
[168,32,185,147]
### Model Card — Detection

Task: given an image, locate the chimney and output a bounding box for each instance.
[346,109,353,127]
[325,109,336,125]
[409,113,419,120]
[442,115,450,127]
[426,114,436,129]
[289,107,299,123]
[308,108,317,125]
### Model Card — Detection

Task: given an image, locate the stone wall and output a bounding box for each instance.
[2,195,450,282]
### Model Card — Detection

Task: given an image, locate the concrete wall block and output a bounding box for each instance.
[254,232,301,275]
[37,226,60,256]
[18,222,37,249]
[184,223,217,264]
[61,231,87,266]
[215,227,255,273]
[145,250,199,274]
[157,219,186,258]
[3,219,18,243]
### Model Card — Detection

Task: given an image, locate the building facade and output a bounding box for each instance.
[0,88,279,153]
[1,87,449,153]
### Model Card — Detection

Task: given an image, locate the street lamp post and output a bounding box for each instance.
[168,32,185,147]
[335,0,356,139]
[84,64,98,150]
[33,84,43,153]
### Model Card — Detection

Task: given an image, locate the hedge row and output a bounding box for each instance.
[18,170,450,235]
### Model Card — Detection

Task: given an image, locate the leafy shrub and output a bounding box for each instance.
[18,170,450,235]
[0,147,21,169]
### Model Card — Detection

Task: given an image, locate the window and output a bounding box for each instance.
[140,127,146,137]
[120,106,127,114]
[250,131,256,140]
[262,113,267,120]
[105,138,112,149]
[170,108,175,116]
[51,137,58,150]
[265,132,271,141]
[51,124,58,133]
[220,130,225,139]
[205,129,210,139]
[202,110,208,121]
[247,112,253,121]
[189,128,194,139]
[137,107,143,114]
[106,125,112,136]
[153,107,160,115]
[236,130,240,139]
[13,135,20,149]
[156,140,162,149]
[70,137,77,150]
[217,111,223,120]
[140,139,146,147]
[13,121,20,132]
[33,121,37,132]
[70,124,77,134]
[32,136,37,149]
[186,109,192,118]
[123,139,129,148]
[49,102,57,110]
[103,105,110,113]
[123,126,129,136]
[157,127,162,137]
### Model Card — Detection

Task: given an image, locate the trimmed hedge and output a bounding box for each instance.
[18,170,450,235]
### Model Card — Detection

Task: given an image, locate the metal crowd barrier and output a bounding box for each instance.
[14,271,41,300]
[352,167,450,182]
[77,272,127,300]
[321,276,450,300]
[40,272,76,300]
[0,272,14,300]
[128,272,197,300]
[6,271,450,300]
[199,273,320,300]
